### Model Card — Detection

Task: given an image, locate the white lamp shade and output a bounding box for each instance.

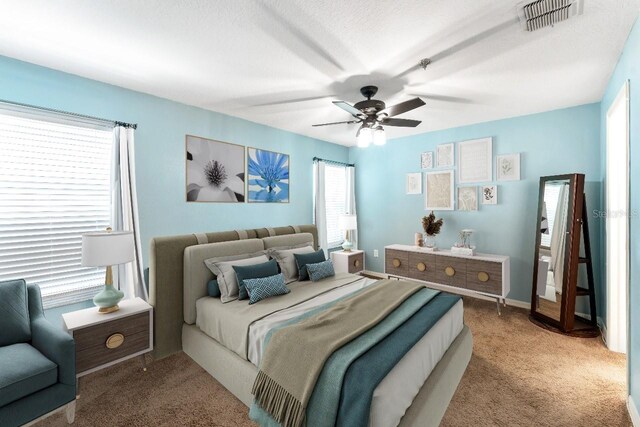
[81,231,134,267]
[338,214,358,231]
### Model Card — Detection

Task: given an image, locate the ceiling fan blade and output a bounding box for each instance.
[379,97,425,118]
[332,101,364,118]
[312,119,361,127]
[381,118,422,128]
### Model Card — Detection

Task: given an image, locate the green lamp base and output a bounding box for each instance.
[341,240,353,252]
[93,284,124,314]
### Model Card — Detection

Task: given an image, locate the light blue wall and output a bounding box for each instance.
[601,17,640,404]
[0,55,348,269]
[349,103,602,304]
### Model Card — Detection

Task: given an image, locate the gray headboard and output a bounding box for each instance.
[149,225,318,359]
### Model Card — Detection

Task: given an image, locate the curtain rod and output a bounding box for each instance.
[313,157,355,167]
[0,98,138,129]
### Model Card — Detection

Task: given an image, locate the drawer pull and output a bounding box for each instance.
[445,266,456,277]
[354,259,361,267]
[478,272,490,282]
[417,262,426,272]
[106,333,125,349]
[392,259,401,268]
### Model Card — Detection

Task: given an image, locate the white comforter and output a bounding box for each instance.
[248,277,464,427]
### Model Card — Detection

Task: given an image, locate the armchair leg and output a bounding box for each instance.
[65,401,76,424]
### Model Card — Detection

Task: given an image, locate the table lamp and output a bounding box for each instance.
[81,228,134,314]
[338,214,358,252]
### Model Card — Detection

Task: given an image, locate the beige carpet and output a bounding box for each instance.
[38,297,628,427]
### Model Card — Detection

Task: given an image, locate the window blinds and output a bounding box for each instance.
[324,164,347,249]
[0,110,113,308]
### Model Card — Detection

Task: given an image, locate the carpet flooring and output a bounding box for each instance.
[37,297,628,427]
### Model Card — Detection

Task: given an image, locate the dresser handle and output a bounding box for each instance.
[392,259,401,268]
[354,259,360,267]
[445,266,455,277]
[417,262,426,272]
[478,272,490,282]
[106,333,125,349]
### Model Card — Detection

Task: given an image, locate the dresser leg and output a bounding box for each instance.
[75,377,81,398]
[65,400,76,424]
[140,354,147,372]
[496,298,502,316]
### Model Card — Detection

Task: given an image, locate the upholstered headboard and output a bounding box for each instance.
[149,225,318,359]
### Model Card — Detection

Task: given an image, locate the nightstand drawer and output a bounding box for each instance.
[74,312,150,373]
[348,252,364,273]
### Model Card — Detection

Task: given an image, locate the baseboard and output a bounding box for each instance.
[628,395,640,426]
[363,270,529,309]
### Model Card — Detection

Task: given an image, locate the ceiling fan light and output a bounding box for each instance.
[373,126,386,146]
[357,127,372,148]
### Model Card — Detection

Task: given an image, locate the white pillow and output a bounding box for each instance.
[268,246,314,283]
[205,254,269,303]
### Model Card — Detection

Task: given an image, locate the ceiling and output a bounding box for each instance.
[0,0,638,146]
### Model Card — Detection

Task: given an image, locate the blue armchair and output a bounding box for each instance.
[0,280,76,426]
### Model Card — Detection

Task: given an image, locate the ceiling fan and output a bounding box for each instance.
[312,85,426,147]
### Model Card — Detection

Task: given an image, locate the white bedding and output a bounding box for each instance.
[246,277,464,427]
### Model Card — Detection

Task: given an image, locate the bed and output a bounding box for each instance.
[149,225,472,427]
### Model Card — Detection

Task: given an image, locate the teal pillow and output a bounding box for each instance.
[244,273,290,305]
[207,279,220,298]
[0,279,31,346]
[294,249,326,281]
[306,260,336,282]
[233,259,279,300]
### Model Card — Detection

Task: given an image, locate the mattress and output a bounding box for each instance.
[196,275,464,427]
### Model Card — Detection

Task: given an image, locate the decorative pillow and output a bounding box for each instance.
[233,259,279,300]
[268,246,314,283]
[244,273,290,305]
[204,254,269,303]
[207,279,220,298]
[0,279,31,346]
[294,249,326,281]
[306,260,336,282]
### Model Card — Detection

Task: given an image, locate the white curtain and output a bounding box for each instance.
[313,161,329,256]
[111,126,147,301]
[550,183,569,294]
[346,165,357,250]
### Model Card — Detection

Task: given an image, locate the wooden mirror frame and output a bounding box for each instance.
[529,173,599,337]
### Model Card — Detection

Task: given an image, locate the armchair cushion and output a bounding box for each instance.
[0,343,57,407]
[0,279,31,346]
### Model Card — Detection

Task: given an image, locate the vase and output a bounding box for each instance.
[424,234,437,248]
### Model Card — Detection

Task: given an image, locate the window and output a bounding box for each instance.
[540,184,562,248]
[0,108,113,308]
[324,164,347,248]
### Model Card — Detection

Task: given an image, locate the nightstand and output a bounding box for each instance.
[331,249,365,274]
[62,298,153,386]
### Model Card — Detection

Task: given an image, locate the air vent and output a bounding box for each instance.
[518,0,584,32]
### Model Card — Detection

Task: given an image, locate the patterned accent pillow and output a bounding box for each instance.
[306,260,335,282]
[233,259,279,300]
[294,249,326,281]
[244,273,290,305]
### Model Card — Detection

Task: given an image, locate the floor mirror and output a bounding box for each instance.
[529,173,599,337]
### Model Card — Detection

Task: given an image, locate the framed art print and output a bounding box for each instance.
[481,185,498,205]
[496,153,521,181]
[406,173,422,194]
[421,151,433,169]
[436,143,454,168]
[186,135,245,202]
[457,186,478,211]
[247,147,290,203]
[458,137,492,183]
[425,170,454,210]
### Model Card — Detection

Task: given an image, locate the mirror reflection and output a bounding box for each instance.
[534,179,570,321]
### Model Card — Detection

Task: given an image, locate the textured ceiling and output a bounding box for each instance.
[0,0,638,146]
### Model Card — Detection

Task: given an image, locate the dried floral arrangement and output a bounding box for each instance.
[422,211,443,236]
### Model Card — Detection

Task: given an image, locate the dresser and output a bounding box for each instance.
[385,244,510,314]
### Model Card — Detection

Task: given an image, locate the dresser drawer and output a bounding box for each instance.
[466,259,502,295]
[385,249,409,277]
[74,312,150,373]
[435,256,466,288]
[408,252,437,283]
[348,252,364,273]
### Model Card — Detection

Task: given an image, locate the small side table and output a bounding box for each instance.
[331,249,365,274]
[62,298,153,394]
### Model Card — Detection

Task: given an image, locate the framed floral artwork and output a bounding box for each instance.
[247,147,290,203]
[421,151,433,169]
[481,185,498,205]
[186,135,245,202]
[436,143,454,168]
[496,153,521,181]
[457,186,478,211]
[425,170,454,210]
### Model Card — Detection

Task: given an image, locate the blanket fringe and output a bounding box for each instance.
[252,370,306,427]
